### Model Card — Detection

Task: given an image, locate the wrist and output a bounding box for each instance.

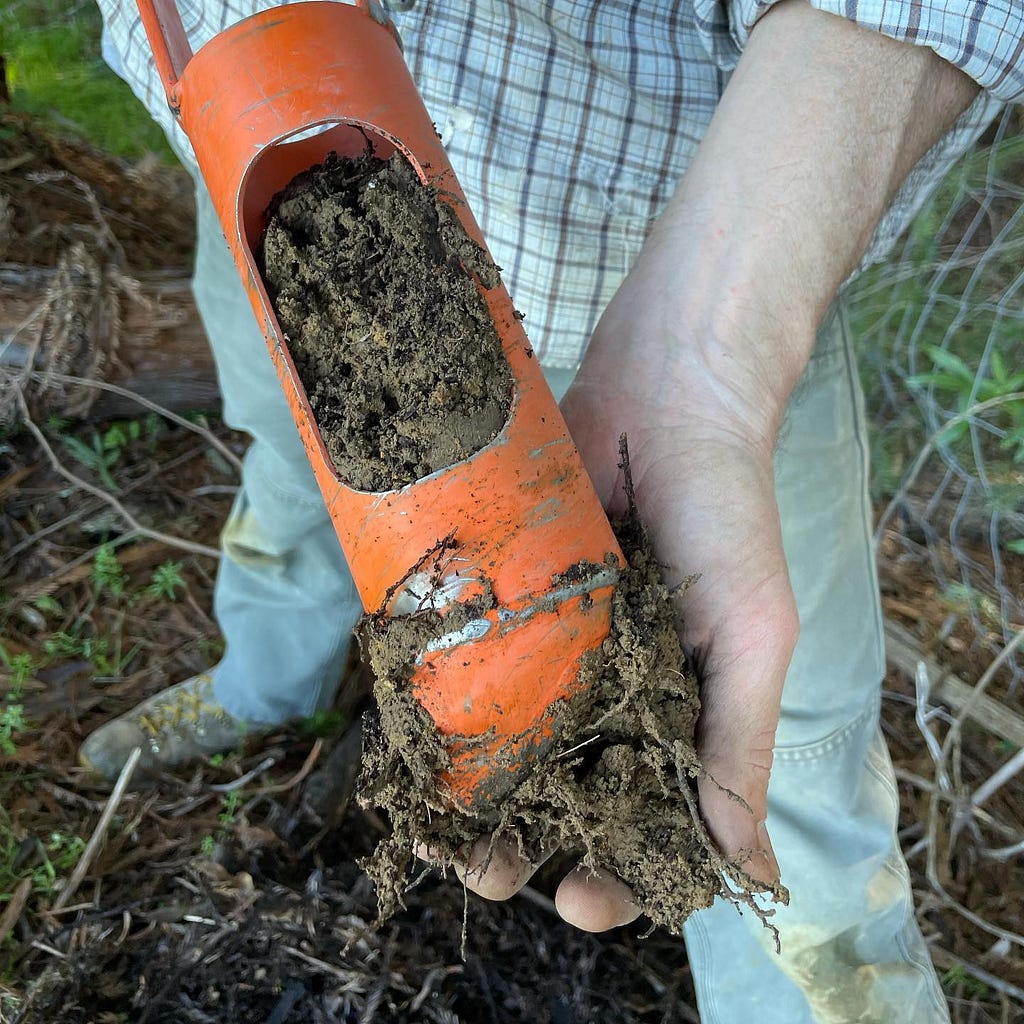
[579,232,815,455]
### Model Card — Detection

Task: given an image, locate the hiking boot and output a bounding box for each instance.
[78,672,264,784]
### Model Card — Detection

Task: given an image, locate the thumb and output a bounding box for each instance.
[692,600,798,886]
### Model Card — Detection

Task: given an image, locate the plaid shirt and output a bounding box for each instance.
[99,0,1011,368]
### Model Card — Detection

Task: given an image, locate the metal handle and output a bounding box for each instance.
[136,0,193,97]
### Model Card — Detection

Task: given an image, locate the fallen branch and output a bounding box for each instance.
[0,878,32,946]
[922,629,1024,951]
[884,619,1024,750]
[252,739,323,796]
[23,369,242,474]
[15,387,220,559]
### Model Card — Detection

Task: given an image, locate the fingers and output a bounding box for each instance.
[416,838,640,932]
[554,864,641,932]
[415,835,550,901]
[693,594,797,887]
[697,773,781,886]
[454,835,542,900]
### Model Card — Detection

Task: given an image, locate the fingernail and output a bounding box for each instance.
[757,820,781,882]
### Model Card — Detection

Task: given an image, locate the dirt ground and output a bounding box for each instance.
[1,114,1023,1023]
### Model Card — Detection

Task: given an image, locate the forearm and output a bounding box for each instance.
[608,0,978,444]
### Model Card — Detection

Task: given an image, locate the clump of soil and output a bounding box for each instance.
[261,150,513,492]
[359,491,787,937]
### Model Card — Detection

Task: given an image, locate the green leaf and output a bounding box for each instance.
[92,543,127,598]
[924,345,975,384]
[990,350,1006,384]
[906,372,970,393]
[146,561,185,601]
[935,420,969,447]
[61,434,103,470]
[33,595,63,616]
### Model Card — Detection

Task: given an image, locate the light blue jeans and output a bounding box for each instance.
[187,173,947,1023]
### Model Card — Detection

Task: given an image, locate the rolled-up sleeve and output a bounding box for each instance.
[694,0,1024,103]
[693,0,1015,269]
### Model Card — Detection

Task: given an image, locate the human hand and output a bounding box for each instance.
[446,240,799,930]
[436,0,977,932]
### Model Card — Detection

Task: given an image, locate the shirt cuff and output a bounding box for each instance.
[693,0,1024,104]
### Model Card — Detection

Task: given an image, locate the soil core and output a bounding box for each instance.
[261,150,513,492]
[359,502,787,936]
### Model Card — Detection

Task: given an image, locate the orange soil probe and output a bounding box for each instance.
[137,0,624,811]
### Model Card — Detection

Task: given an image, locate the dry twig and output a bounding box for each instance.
[51,746,142,913]
[920,629,1024,950]
[22,368,243,474]
[13,386,220,559]
[252,739,324,796]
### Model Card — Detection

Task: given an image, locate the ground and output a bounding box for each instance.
[1,105,1023,1024]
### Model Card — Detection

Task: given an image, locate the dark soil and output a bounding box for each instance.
[261,151,513,492]
[359,498,784,937]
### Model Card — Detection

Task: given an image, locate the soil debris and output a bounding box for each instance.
[358,477,787,937]
[261,150,513,492]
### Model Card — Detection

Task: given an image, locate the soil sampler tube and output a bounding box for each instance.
[136,0,625,811]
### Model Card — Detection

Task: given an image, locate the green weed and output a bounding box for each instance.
[907,346,1024,462]
[206,748,241,769]
[218,790,242,829]
[0,649,36,697]
[0,647,34,756]
[0,706,25,758]
[200,790,245,856]
[146,561,185,601]
[60,431,120,492]
[31,595,62,618]
[847,127,1024,503]
[92,542,127,599]
[42,628,137,678]
[301,708,346,738]
[31,831,86,896]
[939,963,991,999]
[0,808,84,913]
[43,629,104,660]
[59,417,160,492]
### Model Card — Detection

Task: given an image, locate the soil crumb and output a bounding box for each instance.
[359,497,787,937]
[261,150,513,492]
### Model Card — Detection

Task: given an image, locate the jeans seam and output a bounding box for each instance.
[836,303,887,677]
[864,735,952,1022]
[774,699,878,763]
[686,914,722,1024]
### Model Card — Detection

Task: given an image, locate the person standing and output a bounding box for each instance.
[85,1,1018,1019]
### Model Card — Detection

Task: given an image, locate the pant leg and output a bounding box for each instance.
[683,305,948,1023]
[189,181,362,724]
